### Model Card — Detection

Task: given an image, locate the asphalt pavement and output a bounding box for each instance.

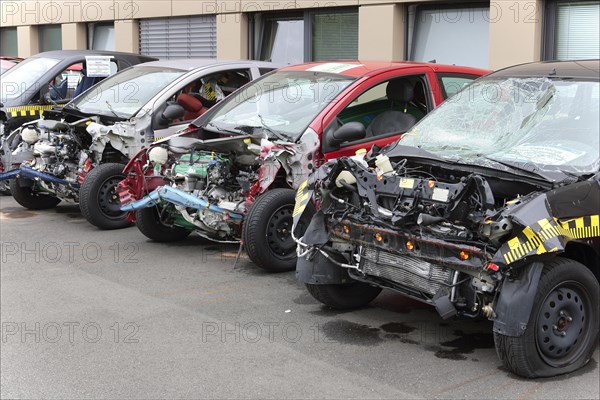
[1,196,598,399]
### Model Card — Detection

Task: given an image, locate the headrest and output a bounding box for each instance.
[386,78,414,103]
[177,93,203,112]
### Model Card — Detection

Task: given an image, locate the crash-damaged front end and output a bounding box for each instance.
[118,127,319,242]
[295,67,600,378]
[296,156,599,318]
[0,115,144,203]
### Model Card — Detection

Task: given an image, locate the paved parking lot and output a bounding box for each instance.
[1,196,598,399]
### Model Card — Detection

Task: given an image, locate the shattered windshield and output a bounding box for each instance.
[399,77,600,175]
[1,57,61,102]
[203,71,355,141]
[70,66,186,118]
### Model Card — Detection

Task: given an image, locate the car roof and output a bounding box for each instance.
[30,50,157,63]
[490,59,600,80]
[280,60,489,77]
[131,59,281,71]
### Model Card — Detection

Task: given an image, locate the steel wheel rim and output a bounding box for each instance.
[266,205,296,259]
[97,177,125,219]
[535,281,591,367]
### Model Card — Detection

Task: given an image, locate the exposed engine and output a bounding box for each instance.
[12,119,93,200]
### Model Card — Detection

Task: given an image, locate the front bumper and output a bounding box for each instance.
[120,185,243,219]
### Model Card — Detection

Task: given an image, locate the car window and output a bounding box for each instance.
[160,69,253,127]
[437,74,479,99]
[48,61,118,104]
[330,75,430,145]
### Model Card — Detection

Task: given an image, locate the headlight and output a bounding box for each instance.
[21,127,40,144]
[148,146,168,165]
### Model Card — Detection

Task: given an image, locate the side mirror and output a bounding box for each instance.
[162,104,185,122]
[327,122,366,148]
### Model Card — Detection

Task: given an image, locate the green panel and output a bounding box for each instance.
[0,28,18,57]
[312,11,358,61]
[173,153,229,178]
[38,25,62,52]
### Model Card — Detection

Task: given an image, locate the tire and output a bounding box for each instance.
[306,282,382,310]
[136,206,191,242]
[243,188,314,273]
[79,163,131,230]
[494,257,599,378]
[9,178,61,210]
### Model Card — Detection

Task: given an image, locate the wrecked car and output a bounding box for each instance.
[293,60,600,378]
[119,61,488,271]
[2,60,277,229]
[0,50,156,194]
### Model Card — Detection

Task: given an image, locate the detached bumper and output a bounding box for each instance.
[120,185,243,219]
[0,167,78,188]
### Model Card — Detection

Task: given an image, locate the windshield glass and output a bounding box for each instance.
[204,71,355,140]
[71,66,186,118]
[1,57,61,103]
[399,77,600,175]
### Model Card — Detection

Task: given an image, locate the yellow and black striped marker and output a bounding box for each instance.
[5,105,56,118]
[501,215,600,265]
[293,180,310,219]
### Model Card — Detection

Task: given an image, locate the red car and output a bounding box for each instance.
[119,61,489,272]
[0,56,23,75]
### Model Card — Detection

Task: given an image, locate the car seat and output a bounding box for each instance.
[74,71,103,97]
[177,93,209,121]
[366,78,418,137]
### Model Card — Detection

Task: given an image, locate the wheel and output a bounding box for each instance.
[79,163,131,230]
[306,282,382,310]
[243,188,314,273]
[494,258,599,378]
[136,206,191,242]
[9,178,61,210]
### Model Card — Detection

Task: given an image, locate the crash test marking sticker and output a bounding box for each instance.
[432,188,450,202]
[399,178,415,189]
[306,63,361,74]
[293,180,310,218]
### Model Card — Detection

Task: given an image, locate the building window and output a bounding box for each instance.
[88,23,115,51]
[38,24,62,52]
[139,16,217,59]
[0,27,18,56]
[251,8,358,65]
[545,1,600,60]
[407,4,490,69]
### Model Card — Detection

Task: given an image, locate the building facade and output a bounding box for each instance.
[1,0,599,70]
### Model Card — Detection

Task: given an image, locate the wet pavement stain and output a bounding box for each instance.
[432,330,495,361]
[321,320,383,346]
[0,207,37,219]
[380,322,416,334]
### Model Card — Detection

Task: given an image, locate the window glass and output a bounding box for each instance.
[205,71,355,141]
[312,12,358,61]
[1,57,61,103]
[38,25,62,52]
[260,17,304,64]
[554,1,600,60]
[0,27,18,57]
[71,66,187,118]
[410,6,489,69]
[335,76,428,139]
[437,74,480,98]
[89,24,115,51]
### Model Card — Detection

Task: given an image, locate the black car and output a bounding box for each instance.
[0,50,156,134]
[292,60,600,378]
